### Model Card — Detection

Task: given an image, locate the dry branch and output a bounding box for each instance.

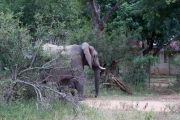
[17,80,79,109]
[100,83,117,87]
[109,74,132,94]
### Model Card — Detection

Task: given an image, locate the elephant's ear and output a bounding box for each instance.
[82,42,92,69]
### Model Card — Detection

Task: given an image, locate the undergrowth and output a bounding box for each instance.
[1,99,180,120]
[1,83,180,120]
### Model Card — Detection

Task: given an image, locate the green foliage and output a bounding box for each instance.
[165,0,177,4]
[0,0,85,28]
[1,95,180,120]
[144,110,154,120]
[123,60,147,88]
[123,55,157,90]
[134,55,158,66]
[98,29,131,63]
[0,11,31,75]
[139,0,180,44]
[172,54,180,66]
[68,25,96,45]
[0,3,86,102]
[0,0,36,25]
[0,0,180,107]
[0,11,62,102]
[0,100,76,120]
[34,0,85,30]
[100,0,180,49]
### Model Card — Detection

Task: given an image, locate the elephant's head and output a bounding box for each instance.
[82,42,105,69]
[82,42,105,97]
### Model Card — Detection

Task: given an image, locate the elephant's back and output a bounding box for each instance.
[43,43,61,54]
[62,44,82,55]
[43,43,82,56]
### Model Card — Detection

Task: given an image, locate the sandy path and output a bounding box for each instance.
[80,95,180,112]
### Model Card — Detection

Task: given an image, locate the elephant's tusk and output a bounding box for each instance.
[99,66,106,70]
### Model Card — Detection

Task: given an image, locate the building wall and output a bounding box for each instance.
[151,51,180,75]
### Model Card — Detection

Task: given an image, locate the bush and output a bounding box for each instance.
[123,60,147,88]
[123,55,157,91]
[0,11,75,105]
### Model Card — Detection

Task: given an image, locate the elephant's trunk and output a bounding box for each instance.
[93,67,100,97]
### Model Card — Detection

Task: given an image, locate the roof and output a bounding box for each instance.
[169,41,180,51]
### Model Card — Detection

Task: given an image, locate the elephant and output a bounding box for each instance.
[42,42,106,100]
[57,78,77,96]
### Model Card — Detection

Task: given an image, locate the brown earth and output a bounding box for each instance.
[81,81,180,112]
[81,95,180,112]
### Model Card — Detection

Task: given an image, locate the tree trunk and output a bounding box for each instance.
[88,0,121,35]
[143,38,154,56]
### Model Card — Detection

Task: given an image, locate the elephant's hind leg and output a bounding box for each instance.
[73,79,84,101]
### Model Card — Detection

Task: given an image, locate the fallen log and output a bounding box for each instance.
[100,83,117,87]
[109,74,132,94]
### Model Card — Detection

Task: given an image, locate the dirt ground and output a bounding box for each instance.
[81,95,180,112]
[81,82,180,112]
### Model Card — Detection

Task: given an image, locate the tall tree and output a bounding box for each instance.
[88,0,121,35]
[107,0,180,56]
[140,0,180,55]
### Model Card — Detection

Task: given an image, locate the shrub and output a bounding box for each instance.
[123,55,157,90]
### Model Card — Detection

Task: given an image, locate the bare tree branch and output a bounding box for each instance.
[102,0,121,23]
[17,80,52,109]
[18,56,63,76]
[88,0,121,32]
[17,80,79,109]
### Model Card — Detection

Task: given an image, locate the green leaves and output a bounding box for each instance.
[172,55,180,66]
[123,55,157,89]
[0,11,31,73]
[133,55,157,66]
[165,0,177,5]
